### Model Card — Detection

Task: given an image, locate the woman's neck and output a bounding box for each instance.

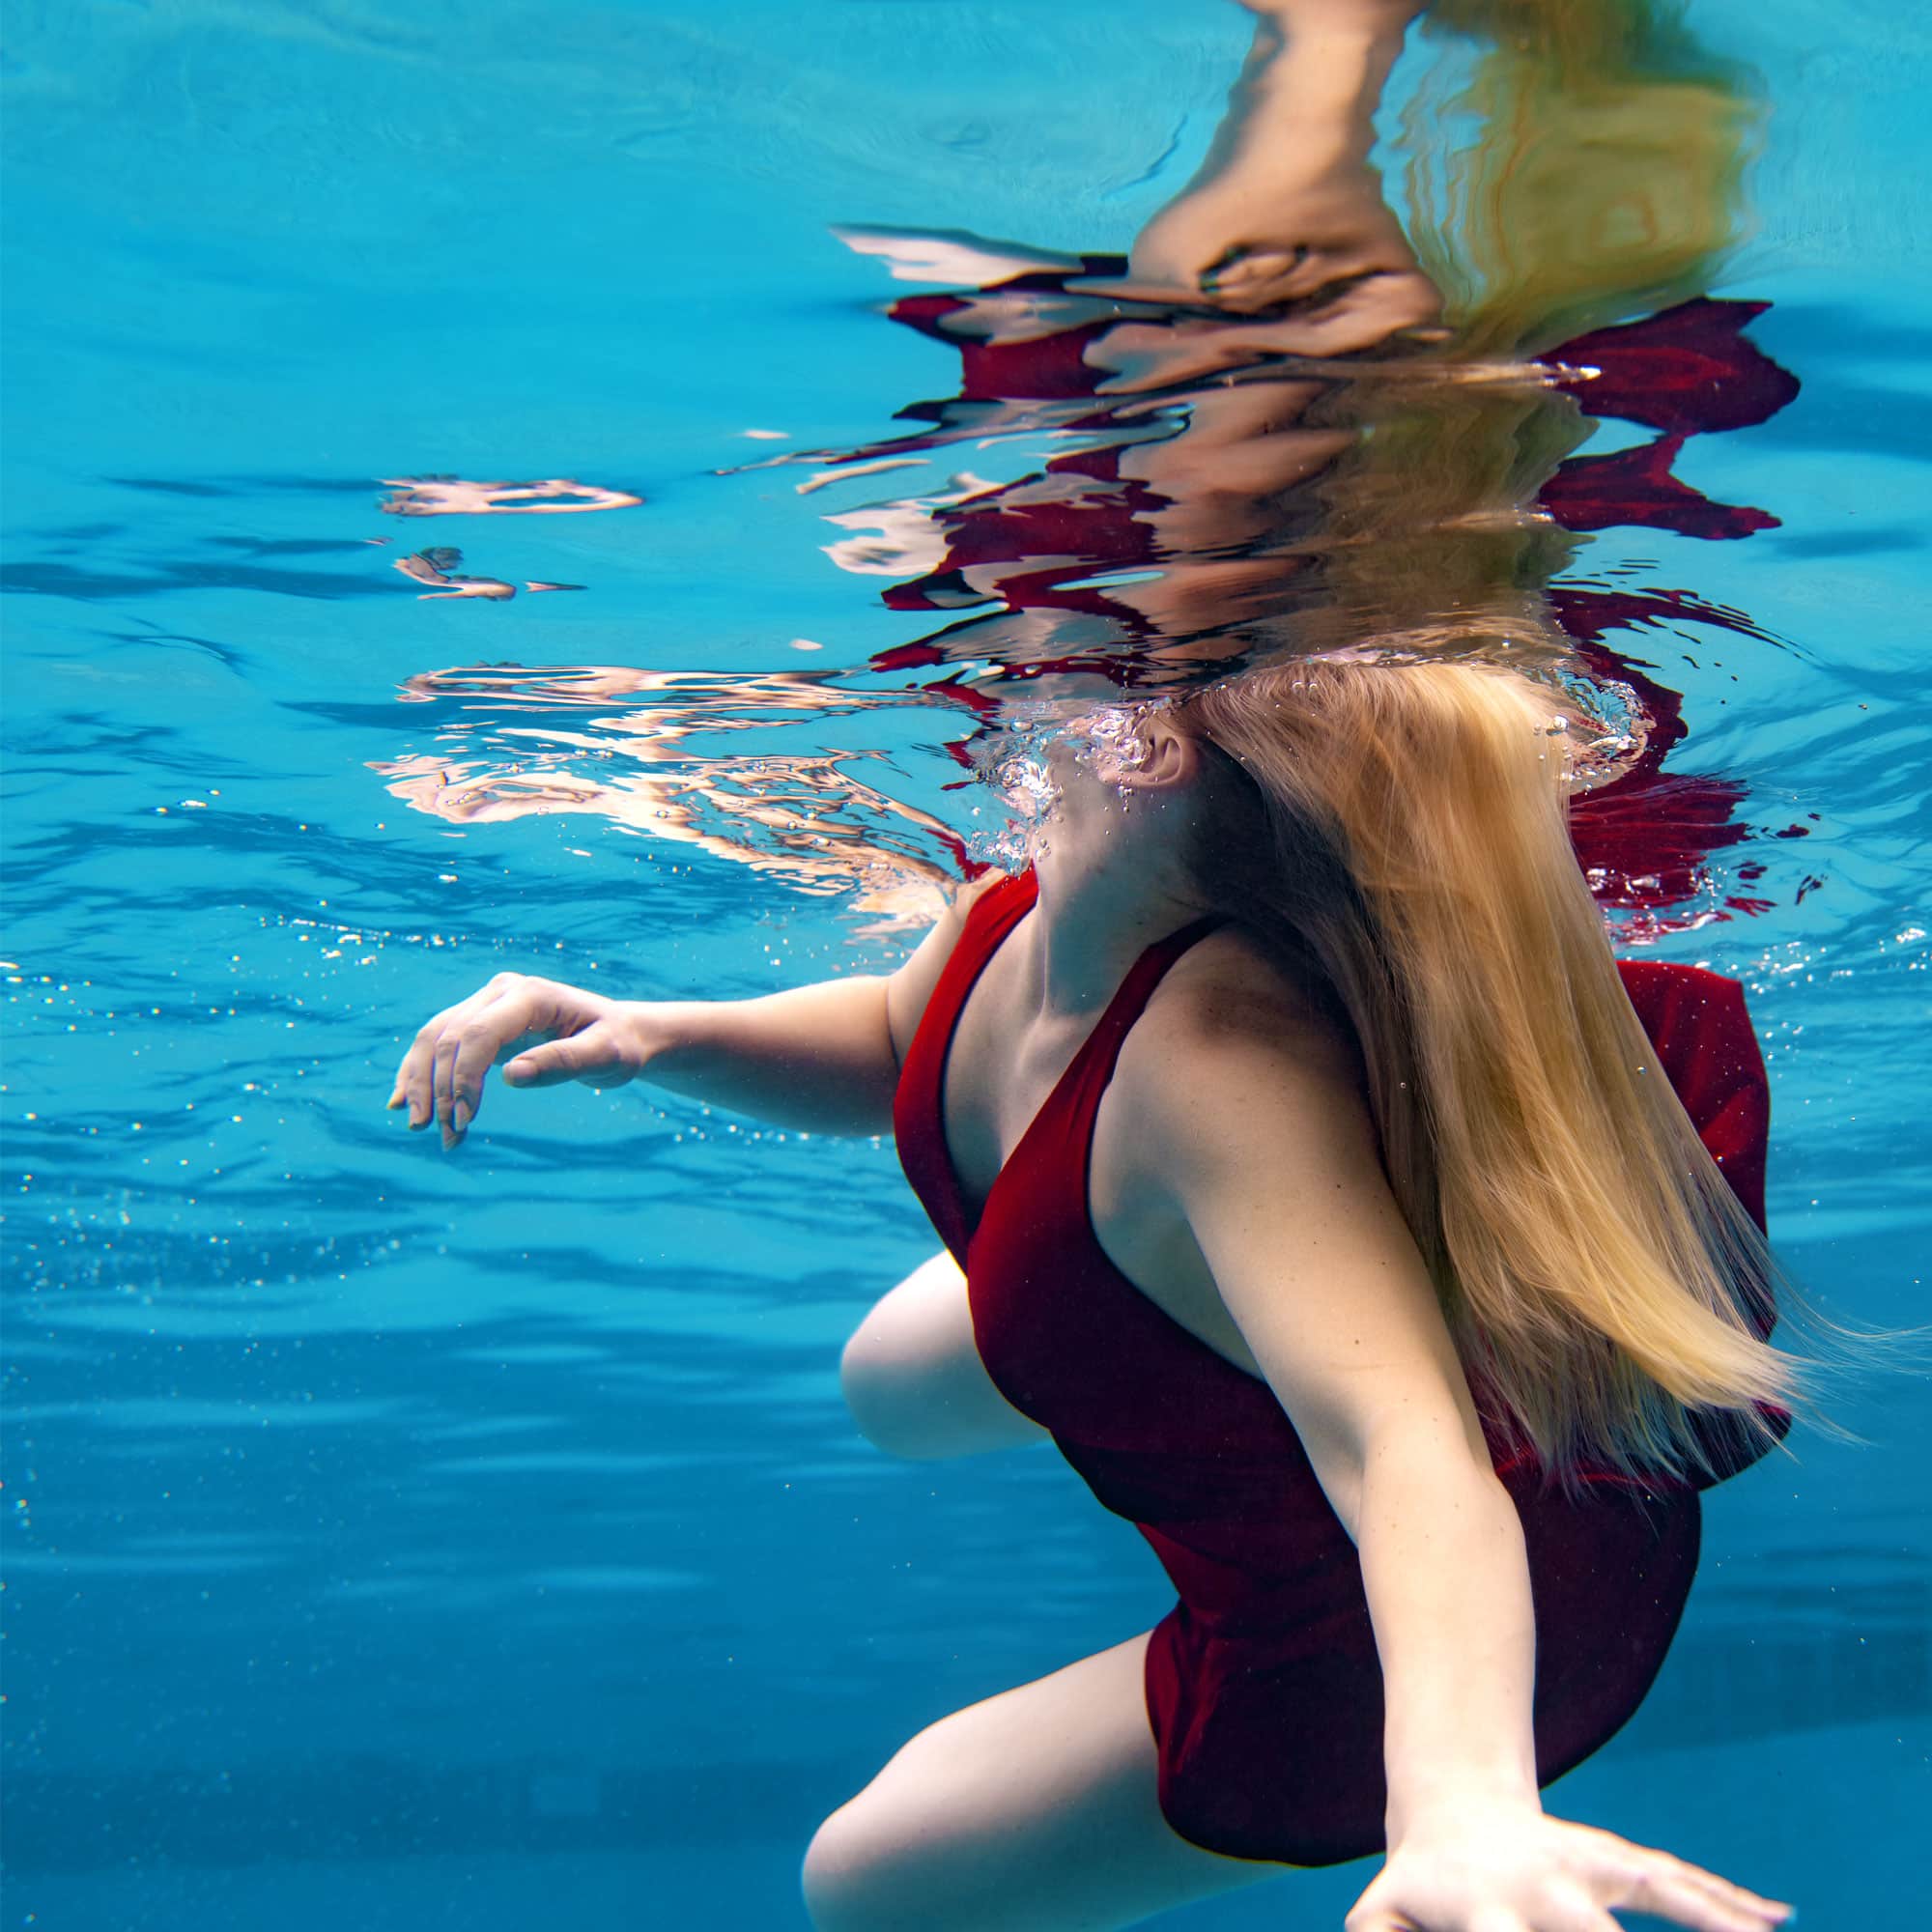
[1022,843,1218,1021]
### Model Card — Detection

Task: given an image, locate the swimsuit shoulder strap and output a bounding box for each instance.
[1029,906,1228,1172]
[891,869,1038,1262]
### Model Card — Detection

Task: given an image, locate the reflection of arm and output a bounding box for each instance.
[1076,0,1438,654]
[1126,0,1429,316]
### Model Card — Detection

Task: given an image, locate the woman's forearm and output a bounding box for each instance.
[390,966,904,1148]
[628,976,900,1137]
[1356,1431,1541,1844]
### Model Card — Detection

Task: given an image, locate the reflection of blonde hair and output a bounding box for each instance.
[1405,0,1759,354]
[1179,658,1806,1492]
[1296,0,1759,671]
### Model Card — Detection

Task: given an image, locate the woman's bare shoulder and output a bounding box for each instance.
[1137,921,1367,1104]
[1167,921,1349,1036]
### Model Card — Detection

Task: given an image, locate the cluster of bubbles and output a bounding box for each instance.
[959,701,1157,871]
[953,662,1642,879]
[1547,669,1648,789]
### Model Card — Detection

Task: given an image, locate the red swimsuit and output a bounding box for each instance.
[892,867,1782,1866]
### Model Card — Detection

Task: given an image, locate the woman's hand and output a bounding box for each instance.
[1347,1799,1795,1932]
[387,974,652,1149]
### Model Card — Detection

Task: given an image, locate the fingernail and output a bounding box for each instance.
[453,1101,471,1132]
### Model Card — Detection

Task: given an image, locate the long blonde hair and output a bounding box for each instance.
[1177,657,1808,1493]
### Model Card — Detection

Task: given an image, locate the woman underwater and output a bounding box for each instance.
[388,1,1825,1925]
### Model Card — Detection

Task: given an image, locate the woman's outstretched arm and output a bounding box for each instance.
[1148,1002,1794,1932]
[385,875,996,1149]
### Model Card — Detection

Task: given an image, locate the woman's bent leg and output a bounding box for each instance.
[840,1249,1050,1460]
[801,1631,1286,1932]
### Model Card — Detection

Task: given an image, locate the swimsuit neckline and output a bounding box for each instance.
[930,867,1226,1247]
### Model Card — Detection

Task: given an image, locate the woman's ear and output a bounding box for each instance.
[1121,718,1209,794]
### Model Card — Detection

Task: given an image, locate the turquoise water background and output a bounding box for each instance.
[3,2,1928,1925]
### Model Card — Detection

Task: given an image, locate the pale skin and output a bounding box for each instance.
[387,711,1795,1932]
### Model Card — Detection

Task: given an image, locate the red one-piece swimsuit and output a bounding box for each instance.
[892,867,1788,1867]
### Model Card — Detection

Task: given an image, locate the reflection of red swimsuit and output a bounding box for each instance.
[858,284,1804,925]
[894,867,1784,1866]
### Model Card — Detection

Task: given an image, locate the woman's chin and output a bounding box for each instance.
[1028,807,1129,888]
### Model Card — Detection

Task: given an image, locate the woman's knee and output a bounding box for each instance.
[799,1734,981,1932]
[838,1253,1047,1461]
[838,1306,947,1461]
[799,1795,903,1932]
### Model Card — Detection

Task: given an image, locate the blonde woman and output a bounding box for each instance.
[390,657,1809,1931]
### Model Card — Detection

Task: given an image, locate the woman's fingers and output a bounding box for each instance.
[1615,1859,1793,1931]
[384,975,603,1148]
[1585,1833,1793,1930]
[430,1015,472,1146]
[445,995,542,1139]
[390,976,514,1127]
[502,1023,628,1089]
[433,985,550,1146]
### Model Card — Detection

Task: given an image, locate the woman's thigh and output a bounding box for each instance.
[801,1630,1287,1932]
[839,1248,1051,1459]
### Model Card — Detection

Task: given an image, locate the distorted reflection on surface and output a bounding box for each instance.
[381,477,644,517]
[371,668,966,926]
[383,0,1801,941]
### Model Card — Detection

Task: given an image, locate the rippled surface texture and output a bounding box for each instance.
[4,2,1928,1925]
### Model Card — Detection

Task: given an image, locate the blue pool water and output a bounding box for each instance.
[3,3,1928,1926]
